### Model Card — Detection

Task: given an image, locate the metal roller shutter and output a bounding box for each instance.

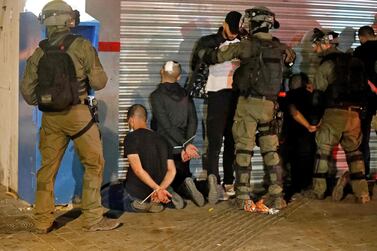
[119,0,377,181]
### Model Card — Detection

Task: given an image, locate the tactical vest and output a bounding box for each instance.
[322,53,368,108]
[233,37,284,100]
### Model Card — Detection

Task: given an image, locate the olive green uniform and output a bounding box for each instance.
[313,48,369,200]
[21,27,108,229]
[213,33,286,201]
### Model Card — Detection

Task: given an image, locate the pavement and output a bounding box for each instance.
[0,184,377,251]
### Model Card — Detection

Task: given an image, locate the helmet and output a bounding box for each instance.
[242,6,280,34]
[39,0,80,27]
[311,28,339,45]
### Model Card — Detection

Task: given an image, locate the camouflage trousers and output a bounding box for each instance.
[35,104,104,229]
[313,108,368,198]
[232,97,283,200]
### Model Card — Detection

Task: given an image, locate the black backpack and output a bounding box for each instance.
[233,37,284,100]
[36,34,81,112]
[323,53,368,107]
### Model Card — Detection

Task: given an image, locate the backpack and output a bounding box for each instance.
[233,37,284,100]
[36,34,81,112]
[323,53,368,107]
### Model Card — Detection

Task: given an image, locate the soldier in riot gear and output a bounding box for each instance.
[201,6,295,210]
[310,27,370,203]
[21,0,120,233]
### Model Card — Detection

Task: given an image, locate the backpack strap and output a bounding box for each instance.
[38,34,81,52]
[61,34,81,51]
[38,39,49,52]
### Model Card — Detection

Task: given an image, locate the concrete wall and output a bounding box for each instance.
[0,0,22,191]
[86,0,120,184]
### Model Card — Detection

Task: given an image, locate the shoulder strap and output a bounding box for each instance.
[39,34,81,52]
[38,39,49,52]
[240,37,261,65]
[61,34,81,51]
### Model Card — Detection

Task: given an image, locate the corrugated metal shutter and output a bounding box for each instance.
[119,0,377,181]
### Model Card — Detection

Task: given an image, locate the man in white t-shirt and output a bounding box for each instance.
[191,11,241,204]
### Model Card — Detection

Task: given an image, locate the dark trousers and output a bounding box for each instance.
[287,132,316,194]
[171,154,191,191]
[360,111,374,177]
[205,89,237,184]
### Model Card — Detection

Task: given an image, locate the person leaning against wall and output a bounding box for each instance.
[20,0,120,233]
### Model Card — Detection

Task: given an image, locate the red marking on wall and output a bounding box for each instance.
[98,42,120,52]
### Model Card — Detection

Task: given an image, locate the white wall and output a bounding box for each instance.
[0,0,22,191]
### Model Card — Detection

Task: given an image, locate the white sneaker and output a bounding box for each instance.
[224,184,235,197]
[218,185,230,201]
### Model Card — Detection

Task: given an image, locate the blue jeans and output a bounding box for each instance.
[101,182,137,212]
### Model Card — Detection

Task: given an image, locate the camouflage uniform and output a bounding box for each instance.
[21,26,108,229]
[205,32,291,208]
[313,48,370,202]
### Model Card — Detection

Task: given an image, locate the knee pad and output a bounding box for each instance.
[235,149,254,167]
[345,150,365,174]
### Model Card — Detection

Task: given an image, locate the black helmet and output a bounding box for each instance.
[243,6,280,34]
[311,28,339,45]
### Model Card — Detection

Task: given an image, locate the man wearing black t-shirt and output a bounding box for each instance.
[109,104,184,212]
[353,26,377,179]
[283,73,324,199]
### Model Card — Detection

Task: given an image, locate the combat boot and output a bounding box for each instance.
[356,194,370,204]
[332,171,350,201]
[272,196,287,209]
[235,198,256,212]
[351,177,370,204]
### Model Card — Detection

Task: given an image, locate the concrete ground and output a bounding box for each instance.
[0,184,377,251]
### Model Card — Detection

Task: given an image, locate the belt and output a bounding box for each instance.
[250,95,276,101]
[328,105,362,112]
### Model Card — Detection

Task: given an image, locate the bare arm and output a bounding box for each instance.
[159,159,176,189]
[127,154,160,191]
[289,104,317,132]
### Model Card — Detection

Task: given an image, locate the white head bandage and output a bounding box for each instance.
[164,61,175,73]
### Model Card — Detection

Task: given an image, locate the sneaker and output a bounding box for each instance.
[131,200,164,213]
[83,217,121,232]
[184,177,205,207]
[207,174,219,204]
[224,184,236,197]
[218,185,230,201]
[332,171,349,201]
[167,187,185,209]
